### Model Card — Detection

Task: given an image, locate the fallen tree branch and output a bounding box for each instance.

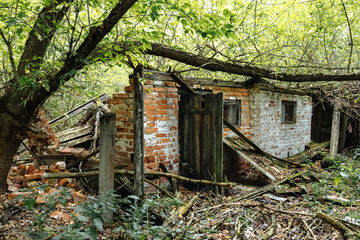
[144,179,174,198]
[261,214,276,240]
[158,163,176,190]
[42,169,236,187]
[316,211,357,239]
[178,195,199,218]
[262,206,315,217]
[301,218,317,240]
[105,41,360,82]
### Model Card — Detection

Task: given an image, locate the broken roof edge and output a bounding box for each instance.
[142,69,311,96]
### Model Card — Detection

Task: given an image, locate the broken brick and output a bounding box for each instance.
[72,191,87,203]
[60,147,75,154]
[17,164,26,172]
[24,173,43,181]
[58,178,69,187]
[56,161,66,171]
[26,165,35,174]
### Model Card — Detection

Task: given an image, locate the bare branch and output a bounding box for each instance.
[340,0,353,73]
[0,29,19,82]
[51,0,138,91]
[17,0,70,77]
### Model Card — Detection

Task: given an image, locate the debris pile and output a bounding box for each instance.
[7,162,87,204]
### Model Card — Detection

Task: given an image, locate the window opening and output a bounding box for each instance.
[281,101,296,123]
[224,101,241,126]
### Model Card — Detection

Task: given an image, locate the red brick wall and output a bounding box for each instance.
[108,73,180,174]
[142,79,180,173]
[108,92,134,169]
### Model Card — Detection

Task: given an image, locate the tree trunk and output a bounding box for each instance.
[0,112,24,192]
[0,0,138,193]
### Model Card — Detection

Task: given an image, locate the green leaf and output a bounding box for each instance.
[128,195,140,200]
[223,23,234,29]
[181,19,188,26]
[225,30,238,39]
[93,218,103,231]
[334,176,342,185]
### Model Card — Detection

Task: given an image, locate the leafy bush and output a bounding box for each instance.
[115,195,198,239]
[305,150,360,217]
[14,185,119,240]
[14,184,211,240]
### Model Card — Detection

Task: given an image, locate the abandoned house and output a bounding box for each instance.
[107,71,312,183]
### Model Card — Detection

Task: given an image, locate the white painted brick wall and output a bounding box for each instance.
[250,89,312,159]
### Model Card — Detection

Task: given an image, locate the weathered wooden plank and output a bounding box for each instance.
[179,94,194,178]
[133,65,145,200]
[223,119,259,152]
[56,125,93,142]
[201,94,215,181]
[99,113,116,222]
[61,135,93,147]
[193,94,202,179]
[224,119,301,166]
[285,141,330,163]
[49,93,108,126]
[223,139,276,181]
[169,73,196,94]
[330,103,341,157]
[214,93,224,184]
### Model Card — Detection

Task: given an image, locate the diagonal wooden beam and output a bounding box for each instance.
[223,138,276,181]
[169,72,197,94]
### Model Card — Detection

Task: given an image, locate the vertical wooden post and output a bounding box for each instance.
[133,66,144,199]
[99,112,116,222]
[193,95,202,179]
[214,93,223,193]
[339,107,349,151]
[330,103,341,158]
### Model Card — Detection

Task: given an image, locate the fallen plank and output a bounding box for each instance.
[224,119,301,167]
[49,93,108,126]
[285,141,330,164]
[224,119,261,152]
[321,195,360,206]
[263,193,288,202]
[42,169,236,187]
[236,170,308,200]
[223,138,276,181]
[61,135,93,147]
[56,125,93,143]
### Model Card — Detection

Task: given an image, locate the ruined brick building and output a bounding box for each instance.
[108,71,312,182]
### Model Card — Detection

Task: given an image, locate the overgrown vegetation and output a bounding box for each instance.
[5,149,359,239]
[304,149,360,219]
